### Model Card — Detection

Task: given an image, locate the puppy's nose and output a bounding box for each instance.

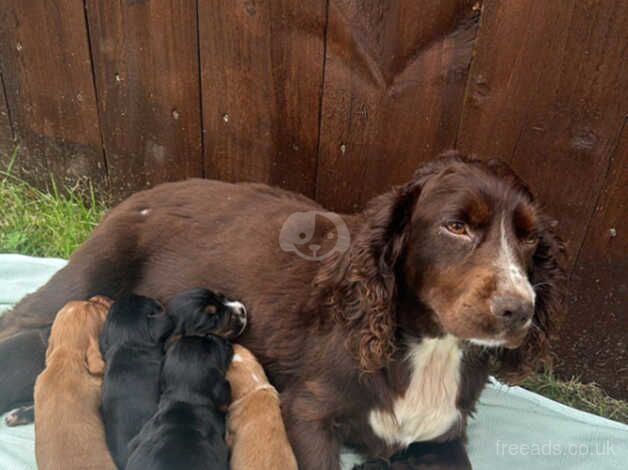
[492,296,534,329]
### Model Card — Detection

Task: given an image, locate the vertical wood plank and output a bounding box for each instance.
[0,0,106,189]
[0,73,14,160]
[316,0,479,212]
[560,122,627,398]
[457,0,628,270]
[86,0,203,201]
[198,0,327,198]
[456,0,560,160]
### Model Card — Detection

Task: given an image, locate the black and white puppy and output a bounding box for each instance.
[126,335,233,470]
[100,294,173,469]
[166,287,247,338]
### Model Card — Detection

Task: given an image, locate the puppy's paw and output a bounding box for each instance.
[4,405,34,426]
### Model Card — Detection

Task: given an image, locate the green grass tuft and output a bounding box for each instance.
[522,370,628,424]
[0,150,105,258]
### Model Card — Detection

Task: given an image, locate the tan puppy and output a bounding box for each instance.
[226,344,297,470]
[34,296,116,470]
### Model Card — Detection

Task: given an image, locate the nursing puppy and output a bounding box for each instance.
[126,335,233,470]
[34,296,116,470]
[100,294,173,469]
[226,344,297,470]
[166,287,247,338]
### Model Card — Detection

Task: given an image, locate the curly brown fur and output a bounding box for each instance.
[311,180,419,371]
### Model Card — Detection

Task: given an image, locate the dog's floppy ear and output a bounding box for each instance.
[343,179,421,371]
[86,335,106,376]
[319,153,463,372]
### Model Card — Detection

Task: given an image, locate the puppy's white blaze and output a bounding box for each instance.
[232,354,243,363]
[497,216,536,303]
[468,338,505,348]
[226,301,246,315]
[369,336,462,446]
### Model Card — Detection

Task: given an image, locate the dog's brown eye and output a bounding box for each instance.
[523,233,539,245]
[445,221,468,236]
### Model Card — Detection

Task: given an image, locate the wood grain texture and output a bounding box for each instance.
[0,0,106,189]
[86,0,203,201]
[457,0,628,271]
[316,0,479,212]
[559,121,627,398]
[0,0,625,398]
[0,72,13,159]
[198,0,327,198]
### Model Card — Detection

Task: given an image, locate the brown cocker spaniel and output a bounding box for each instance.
[0,151,565,469]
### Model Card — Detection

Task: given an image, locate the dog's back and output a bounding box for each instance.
[100,294,173,469]
[126,336,232,470]
[34,297,116,470]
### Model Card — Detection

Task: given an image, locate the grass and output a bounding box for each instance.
[0,150,626,424]
[0,149,106,258]
[521,370,628,424]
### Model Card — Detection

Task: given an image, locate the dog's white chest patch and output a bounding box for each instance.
[369,335,462,446]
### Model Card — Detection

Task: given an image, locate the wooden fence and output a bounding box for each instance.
[0,0,626,398]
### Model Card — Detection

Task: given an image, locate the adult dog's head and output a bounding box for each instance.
[320,151,565,381]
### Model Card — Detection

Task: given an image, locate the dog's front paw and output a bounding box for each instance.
[4,405,34,426]
[353,458,391,470]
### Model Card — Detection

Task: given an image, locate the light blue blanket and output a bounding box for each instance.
[1,255,626,469]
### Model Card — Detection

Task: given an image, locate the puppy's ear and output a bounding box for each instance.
[148,313,174,343]
[86,335,106,376]
[210,374,232,412]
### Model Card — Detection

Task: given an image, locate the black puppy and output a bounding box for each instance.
[126,335,233,470]
[100,294,173,469]
[166,287,247,338]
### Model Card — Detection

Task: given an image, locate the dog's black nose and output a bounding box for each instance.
[492,296,534,329]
